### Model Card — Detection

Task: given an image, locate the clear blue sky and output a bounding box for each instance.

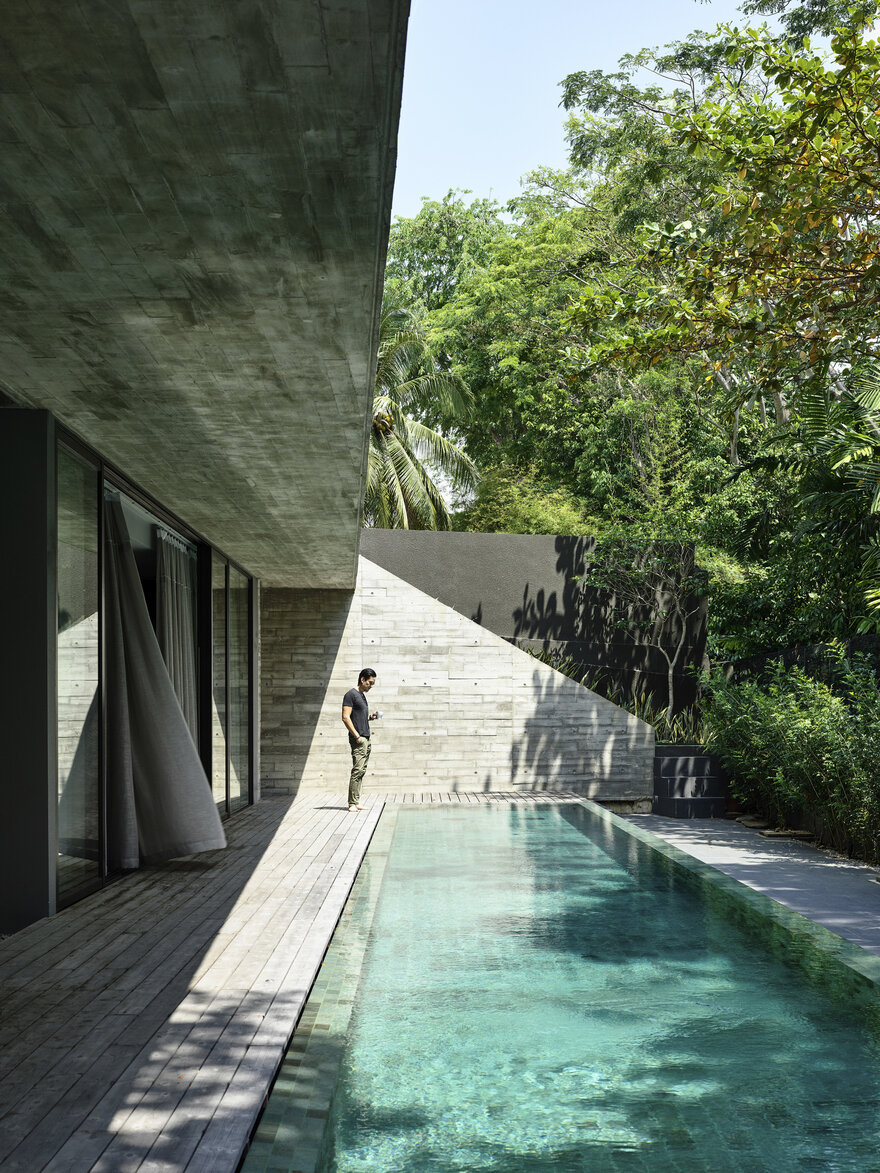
[392,0,755,218]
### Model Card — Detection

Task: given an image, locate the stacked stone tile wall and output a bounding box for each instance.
[260,558,654,799]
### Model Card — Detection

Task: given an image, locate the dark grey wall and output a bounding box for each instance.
[1,409,57,931]
[360,531,706,710]
[362,531,592,638]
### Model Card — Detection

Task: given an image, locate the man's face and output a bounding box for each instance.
[361,676,376,691]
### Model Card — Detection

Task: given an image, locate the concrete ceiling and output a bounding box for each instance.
[0,0,409,587]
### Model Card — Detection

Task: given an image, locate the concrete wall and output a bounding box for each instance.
[360,530,707,711]
[260,557,654,799]
[0,0,411,590]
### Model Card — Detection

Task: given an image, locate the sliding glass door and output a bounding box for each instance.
[211,552,228,808]
[228,567,250,813]
[210,555,254,815]
[56,444,101,906]
[54,428,256,916]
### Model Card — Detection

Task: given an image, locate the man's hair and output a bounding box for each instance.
[359,668,377,683]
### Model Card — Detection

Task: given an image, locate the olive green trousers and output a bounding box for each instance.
[347,738,372,806]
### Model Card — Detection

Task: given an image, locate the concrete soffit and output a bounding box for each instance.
[0,0,411,588]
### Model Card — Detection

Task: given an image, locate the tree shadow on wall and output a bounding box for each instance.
[512,536,705,713]
[511,536,595,643]
[506,667,648,794]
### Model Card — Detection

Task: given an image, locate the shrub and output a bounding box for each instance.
[452,465,595,536]
[702,647,880,861]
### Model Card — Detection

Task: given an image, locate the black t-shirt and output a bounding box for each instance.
[343,687,370,743]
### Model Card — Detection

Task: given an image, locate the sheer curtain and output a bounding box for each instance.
[104,496,226,867]
[156,529,199,742]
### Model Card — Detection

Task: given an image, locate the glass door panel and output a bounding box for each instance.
[211,553,228,809]
[228,567,250,812]
[57,446,101,905]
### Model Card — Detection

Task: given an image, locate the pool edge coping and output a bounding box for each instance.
[578,796,880,994]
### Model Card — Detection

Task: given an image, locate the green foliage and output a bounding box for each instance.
[365,297,477,530]
[707,545,865,657]
[419,173,741,527]
[452,465,595,536]
[428,175,600,474]
[385,190,507,313]
[380,6,880,665]
[701,368,880,653]
[377,0,880,859]
[569,21,880,399]
[703,648,880,860]
[741,0,878,40]
[560,29,751,233]
[622,695,706,744]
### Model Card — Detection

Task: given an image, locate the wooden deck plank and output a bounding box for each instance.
[179,809,383,1172]
[0,803,312,1041]
[42,814,377,1172]
[0,801,288,977]
[0,789,578,1171]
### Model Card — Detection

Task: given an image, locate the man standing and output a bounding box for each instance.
[342,668,378,812]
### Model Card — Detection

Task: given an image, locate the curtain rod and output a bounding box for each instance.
[157,526,196,557]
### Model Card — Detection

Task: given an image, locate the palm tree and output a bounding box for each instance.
[365,297,477,529]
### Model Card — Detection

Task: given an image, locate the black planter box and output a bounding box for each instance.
[652,743,729,819]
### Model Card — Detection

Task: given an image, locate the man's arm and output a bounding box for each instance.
[342,704,362,743]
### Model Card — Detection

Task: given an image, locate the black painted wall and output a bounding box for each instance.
[360,530,706,711]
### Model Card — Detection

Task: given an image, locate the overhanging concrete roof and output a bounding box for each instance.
[0,0,409,587]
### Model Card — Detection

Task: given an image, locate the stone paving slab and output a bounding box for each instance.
[624,814,880,957]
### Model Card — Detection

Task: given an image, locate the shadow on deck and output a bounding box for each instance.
[0,789,586,1172]
[0,792,381,1172]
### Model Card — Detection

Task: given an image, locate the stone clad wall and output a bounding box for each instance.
[260,558,654,799]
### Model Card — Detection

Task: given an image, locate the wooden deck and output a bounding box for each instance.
[0,789,581,1172]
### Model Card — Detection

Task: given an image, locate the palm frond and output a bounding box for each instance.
[404,418,479,491]
[365,294,477,529]
[855,363,880,413]
[383,429,450,529]
[391,372,473,420]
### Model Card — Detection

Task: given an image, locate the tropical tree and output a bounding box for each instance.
[780,370,880,625]
[384,189,507,313]
[452,463,596,535]
[365,298,477,529]
[569,18,880,406]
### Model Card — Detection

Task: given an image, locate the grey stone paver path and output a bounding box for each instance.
[0,788,580,1173]
[624,814,880,957]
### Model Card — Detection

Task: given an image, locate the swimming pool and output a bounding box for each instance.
[243,802,880,1173]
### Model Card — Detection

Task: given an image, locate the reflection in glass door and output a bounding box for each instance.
[210,555,252,815]
[56,445,101,906]
[211,553,228,809]
[228,567,250,812]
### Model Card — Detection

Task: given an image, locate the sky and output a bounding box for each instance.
[391,0,755,219]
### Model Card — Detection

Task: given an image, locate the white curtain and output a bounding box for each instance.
[104,497,226,868]
[156,530,199,742]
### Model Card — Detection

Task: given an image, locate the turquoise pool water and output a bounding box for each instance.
[247,804,880,1172]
